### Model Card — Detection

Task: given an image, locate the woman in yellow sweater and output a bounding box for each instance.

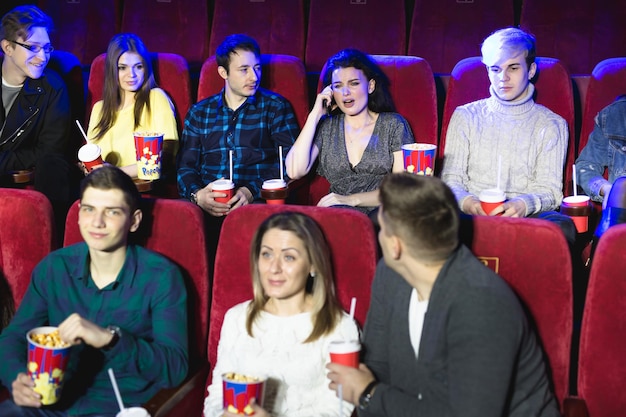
[87,33,178,178]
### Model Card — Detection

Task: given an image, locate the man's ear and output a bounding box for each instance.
[1,39,13,55]
[217,66,228,81]
[391,235,403,260]
[528,62,537,80]
[129,209,142,233]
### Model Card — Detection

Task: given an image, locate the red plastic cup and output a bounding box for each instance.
[261,179,289,205]
[560,195,591,233]
[401,143,437,176]
[222,373,266,415]
[27,326,72,405]
[77,143,104,171]
[479,188,506,216]
[212,179,235,203]
[329,340,361,368]
[134,132,163,180]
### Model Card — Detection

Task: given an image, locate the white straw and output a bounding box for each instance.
[496,155,502,190]
[107,368,125,413]
[349,297,356,320]
[279,145,284,181]
[75,120,89,144]
[338,384,343,416]
[572,164,577,196]
[229,150,233,182]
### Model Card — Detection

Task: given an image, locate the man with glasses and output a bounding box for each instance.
[0,5,75,239]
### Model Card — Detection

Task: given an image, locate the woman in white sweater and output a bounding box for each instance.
[204,212,359,417]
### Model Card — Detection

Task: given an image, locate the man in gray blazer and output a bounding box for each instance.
[327,173,559,417]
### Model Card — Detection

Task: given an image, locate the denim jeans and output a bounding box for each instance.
[0,398,116,417]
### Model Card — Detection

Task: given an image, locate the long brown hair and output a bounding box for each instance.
[92,33,157,141]
[246,212,343,343]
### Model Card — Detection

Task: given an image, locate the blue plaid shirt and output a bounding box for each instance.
[0,243,188,415]
[177,88,299,200]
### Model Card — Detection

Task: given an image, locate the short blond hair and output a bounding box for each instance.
[481,27,536,68]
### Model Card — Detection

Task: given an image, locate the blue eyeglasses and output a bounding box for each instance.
[10,40,54,54]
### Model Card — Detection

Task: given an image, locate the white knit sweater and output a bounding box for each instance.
[204,301,359,417]
[441,84,568,215]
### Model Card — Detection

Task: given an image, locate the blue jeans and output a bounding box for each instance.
[0,398,115,417]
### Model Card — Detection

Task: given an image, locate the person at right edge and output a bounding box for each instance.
[327,173,560,417]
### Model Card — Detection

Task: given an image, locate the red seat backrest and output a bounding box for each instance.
[459,215,572,408]
[86,52,192,132]
[38,0,120,66]
[206,205,378,389]
[197,54,309,128]
[441,56,576,194]
[519,0,626,76]
[119,0,210,69]
[0,189,56,310]
[576,223,626,415]
[305,0,406,72]
[64,198,210,363]
[209,0,305,61]
[579,58,626,155]
[408,0,514,74]
[317,54,438,147]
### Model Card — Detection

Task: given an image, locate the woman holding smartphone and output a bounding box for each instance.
[285,49,413,218]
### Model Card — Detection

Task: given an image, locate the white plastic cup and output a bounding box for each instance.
[212,179,235,203]
[479,188,506,215]
[328,340,361,368]
[78,143,104,171]
[116,407,151,417]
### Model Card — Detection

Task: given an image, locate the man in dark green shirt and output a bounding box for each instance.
[0,165,188,416]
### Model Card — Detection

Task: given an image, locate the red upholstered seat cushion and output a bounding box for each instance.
[459,215,572,408]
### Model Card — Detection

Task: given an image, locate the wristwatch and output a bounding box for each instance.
[358,380,378,411]
[190,191,198,205]
[103,325,122,350]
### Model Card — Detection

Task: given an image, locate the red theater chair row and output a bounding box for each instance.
[3,188,625,415]
[36,0,626,75]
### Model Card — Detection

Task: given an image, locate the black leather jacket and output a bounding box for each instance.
[0,59,72,175]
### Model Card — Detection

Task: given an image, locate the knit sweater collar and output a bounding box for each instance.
[487,83,535,115]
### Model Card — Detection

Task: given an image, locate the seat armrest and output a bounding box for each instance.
[143,362,209,417]
[562,396,589,417]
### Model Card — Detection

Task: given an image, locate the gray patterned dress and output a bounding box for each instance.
[314,112,414,213]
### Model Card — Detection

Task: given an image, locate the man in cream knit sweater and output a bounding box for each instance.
[441,28,573,223]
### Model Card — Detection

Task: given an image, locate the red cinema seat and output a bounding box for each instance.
[161,204,378,416]
[305,0,407,72]
[197,54,309,129]
[441,56,576,195]
[209,0,305,61]
[578,57,626,155]
[460,215,572,409]
[64,198,210,417]
[86,52,192,134]
[119,0,210,69]
[0,189,56,311]
[520,0,626,76]
[38,0,120,65]
[408,0,514,74]
[563,223,626,417]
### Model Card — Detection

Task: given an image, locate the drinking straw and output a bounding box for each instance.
[229,150,233,182]
[75,120,89,144]
[496,155,502,190]
[338,384,343,417]
[279,145,284,181]
[572,164,578,196]
[108,368,125,413]
[349,297,356,320]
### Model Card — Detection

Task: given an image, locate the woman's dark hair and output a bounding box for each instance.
[322,48,395,113]
[0,273,15,331]
[92,33,157,141]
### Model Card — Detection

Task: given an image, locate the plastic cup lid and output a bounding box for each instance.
[262,179,287,189]
[479,188,506,202]
[212,179,234,190]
